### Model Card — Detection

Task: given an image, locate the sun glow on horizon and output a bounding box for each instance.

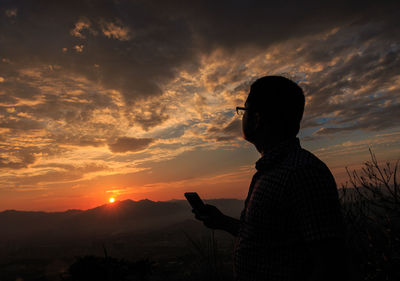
[109,197,115,203]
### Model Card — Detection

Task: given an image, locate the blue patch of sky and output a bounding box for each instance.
[368,91,385,100]
[298,127,321,139]
[303,128,384,153]
[222,109,236,119]
[317,117,328,123]
[390,43,400,52]
[300,116,338,138]
[332,121,358,129]
[369,92,389,108]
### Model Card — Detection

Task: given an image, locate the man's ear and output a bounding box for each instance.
[253,112,262,130]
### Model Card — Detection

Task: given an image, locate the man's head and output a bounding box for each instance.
[242,76,305,150]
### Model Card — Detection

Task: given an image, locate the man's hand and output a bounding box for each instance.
[192,204,225,230]
[192,204,241,236]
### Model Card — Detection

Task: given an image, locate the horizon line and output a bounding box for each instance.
[0,197,244,213]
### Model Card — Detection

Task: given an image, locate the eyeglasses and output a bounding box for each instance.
[236,106,248,116]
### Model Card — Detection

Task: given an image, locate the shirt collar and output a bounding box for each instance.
[255,137,300,171]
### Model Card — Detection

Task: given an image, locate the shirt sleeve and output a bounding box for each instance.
[287,163,344,242]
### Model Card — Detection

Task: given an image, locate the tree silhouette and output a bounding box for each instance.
[341,149,400,281]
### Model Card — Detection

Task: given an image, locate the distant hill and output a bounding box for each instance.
[0,199,244,242]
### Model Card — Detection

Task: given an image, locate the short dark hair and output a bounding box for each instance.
[246,76,305,137]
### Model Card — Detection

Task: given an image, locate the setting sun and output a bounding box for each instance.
[109,197,115,203]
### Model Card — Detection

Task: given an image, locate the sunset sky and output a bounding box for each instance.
[1,0,399,211]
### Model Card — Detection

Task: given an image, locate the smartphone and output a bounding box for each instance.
[184,192,205,210]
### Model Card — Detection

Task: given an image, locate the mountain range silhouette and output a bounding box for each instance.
[0,199,243,242]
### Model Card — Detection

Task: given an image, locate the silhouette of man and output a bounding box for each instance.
[193,76,347,281]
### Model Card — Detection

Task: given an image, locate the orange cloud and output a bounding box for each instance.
[100,20,132,41]
[70,18,97,39]
[73,45,84,53]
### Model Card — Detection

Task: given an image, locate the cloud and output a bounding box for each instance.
[207,118,242,142]
[3,162,109,186]
[0,119,44,130]
[314,127,353,136]
[70,18,96,39]
[99,19,132,41]
[127,100,170,131]
[310,130,400,166]
[0,151,35,169]
[73,44,84,53]
[0,0,398,107]
[5,8,17,18]
[291,24,400,136]
[0,79,41,100]
[50,134,106,147]
[0,0,399,204]
[108,137,155,153]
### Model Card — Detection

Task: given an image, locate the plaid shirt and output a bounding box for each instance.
[234,137,344,281]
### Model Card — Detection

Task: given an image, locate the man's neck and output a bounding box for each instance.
[258,137,293,156]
